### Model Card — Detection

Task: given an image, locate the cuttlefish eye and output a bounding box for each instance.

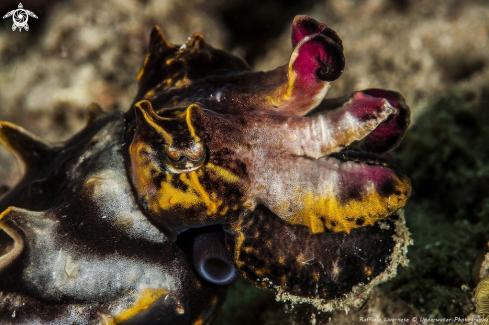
[186,142,205,161]
[166,147,181,161]
[166,142,204,161]
[164,142,206,174]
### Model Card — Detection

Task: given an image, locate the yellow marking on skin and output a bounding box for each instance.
[169,196,179,205]
[130,141,153,168]
[188,171,218,214]
[186,104,201,141]
[0,207,12,221]
[0,123,17,154]
[364,266,373,277]
[287,178,411,233]
[155,174,201,210]
[284,61,298,101]
[149,171,218,214]
[219,205,229,215]
[230,221,271,290]
[264,52,298,108]
[303,213,325,234]
[135,101,173,144]
[234,232,246,268]
[112,288,167,324]
[144,89,156,99]
[231,222,246,268]
[151,78,173,94]
[178,173,187,182]
[136,53,151,82]
[0,210,25,271]
[175,76,191,88]
[193,320,203,325]
[0,121,53,171]
[313,271,320,281]
[206,163,239,183]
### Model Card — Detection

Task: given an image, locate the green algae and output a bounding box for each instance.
[212,279,280,325]
[382,94,489,318]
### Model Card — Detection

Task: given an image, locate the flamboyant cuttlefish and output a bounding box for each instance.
[0,15,411,324]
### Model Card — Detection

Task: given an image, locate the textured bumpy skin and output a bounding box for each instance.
[0,15,411,323]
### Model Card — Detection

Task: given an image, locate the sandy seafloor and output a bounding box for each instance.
[1,0,489,324]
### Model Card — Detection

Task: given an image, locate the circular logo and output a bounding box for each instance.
[13,9,29,30]
[2,3,38,32]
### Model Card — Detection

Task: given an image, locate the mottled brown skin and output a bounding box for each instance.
[0,15,412,323]
[228,205,399,299]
